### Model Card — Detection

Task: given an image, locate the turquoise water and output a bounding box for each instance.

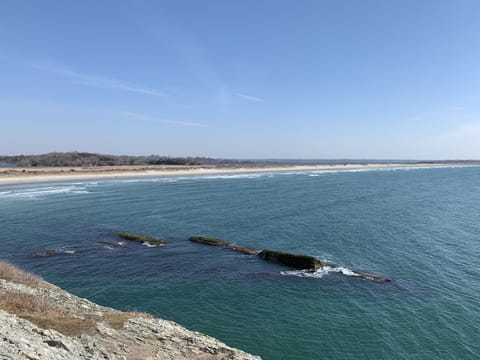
[1,166,479,359]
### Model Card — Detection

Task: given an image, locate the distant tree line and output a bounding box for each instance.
[0,152,246,167]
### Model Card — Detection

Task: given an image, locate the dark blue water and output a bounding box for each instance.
[1,166,479,359]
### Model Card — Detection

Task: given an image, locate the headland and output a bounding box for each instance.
[0,261,260,359]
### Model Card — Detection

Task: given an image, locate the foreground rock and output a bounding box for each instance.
[0,262,260,360]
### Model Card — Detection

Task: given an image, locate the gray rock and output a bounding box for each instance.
[0,310,122,359]
[0,275,261,360]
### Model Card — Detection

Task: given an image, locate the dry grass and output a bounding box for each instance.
[0,261,47,288]
[22,314,97,336]
[0,290,148,335]
[0,287,104,336]
[104,311,152,330]
[0,290,96,336]
[0,291,51,314]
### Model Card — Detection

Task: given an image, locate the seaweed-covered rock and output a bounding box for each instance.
[258,249,324,271]
[189,236,258,255]
[189,236,230,247]
[116,232,166,246]
[230,245,259,255]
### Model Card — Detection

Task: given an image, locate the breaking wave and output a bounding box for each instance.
[142,242,165,247]
[0,184,92,199]
[281,265,361,279]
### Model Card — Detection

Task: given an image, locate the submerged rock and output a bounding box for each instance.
[98,241,127,248]
[31,249,77,258]
[355,272,392,283]
[32,250,60,258]
[117,232,166,246]
[258,249,324,271]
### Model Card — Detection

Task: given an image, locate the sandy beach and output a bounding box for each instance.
[0,162,477,186]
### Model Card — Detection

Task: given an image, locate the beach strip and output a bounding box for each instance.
[0,163,477,186]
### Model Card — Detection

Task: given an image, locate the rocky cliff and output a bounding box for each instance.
[0,262,261,360]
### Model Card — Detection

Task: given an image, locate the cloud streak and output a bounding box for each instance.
[111,110,206,127]
[234,92,264,103]
[32,61,168,97]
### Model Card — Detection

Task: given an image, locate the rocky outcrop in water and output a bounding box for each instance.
[0,263,261,360]
[257,249,324,271]
[189,236,392,282]
[117,232,167,246]
[189,236,258,255]
[189,236,230,247]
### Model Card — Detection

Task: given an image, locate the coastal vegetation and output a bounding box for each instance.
[0,152,249,167]
[0,261,45,288]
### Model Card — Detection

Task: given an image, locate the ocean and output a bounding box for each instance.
[1,166,479,359]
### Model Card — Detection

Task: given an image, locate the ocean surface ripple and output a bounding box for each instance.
[1,166,479,359]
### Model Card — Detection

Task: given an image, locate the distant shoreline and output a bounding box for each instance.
[1,162,479,186]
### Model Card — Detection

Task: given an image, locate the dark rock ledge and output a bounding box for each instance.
[190,236,392,282]
[117,232,167,246]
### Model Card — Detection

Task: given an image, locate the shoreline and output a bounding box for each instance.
[0,162,478,186]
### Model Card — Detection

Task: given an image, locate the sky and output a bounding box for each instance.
[1,0,480,159]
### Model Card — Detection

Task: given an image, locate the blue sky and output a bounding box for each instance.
[1,0,480,159]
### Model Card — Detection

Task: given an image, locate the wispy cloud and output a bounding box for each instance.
[0,98,205,128]
[214,87,265,105]
[234,92,265,103]
[111,110,206,127]
[32,61,168,97]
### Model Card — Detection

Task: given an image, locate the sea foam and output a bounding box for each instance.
[281,265,361,279]
[0,184,91,199]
